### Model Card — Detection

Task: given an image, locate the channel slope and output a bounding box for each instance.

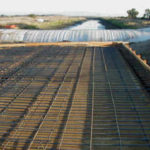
[0,45,150,150]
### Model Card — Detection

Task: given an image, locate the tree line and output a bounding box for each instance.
[127,8,150,19]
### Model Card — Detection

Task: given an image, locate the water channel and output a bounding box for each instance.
[67,20,105,30]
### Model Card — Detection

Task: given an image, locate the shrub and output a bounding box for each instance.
[17,24,39,29]
[28,14,36,18]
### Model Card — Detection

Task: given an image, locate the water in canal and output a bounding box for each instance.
[67,20,105,30]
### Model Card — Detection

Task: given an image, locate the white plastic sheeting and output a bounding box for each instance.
[0,29,150,43]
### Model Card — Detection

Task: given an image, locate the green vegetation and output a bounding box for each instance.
[102,8,150,29]
[143,9,150,19]
[0,16,86,30]
[126,8,150,20]
[127,8,139,19]
[36,19,84,29]
[28,14,36,18]
[103,18,138,29]
[103,17,150,29]
[17,24,39,29]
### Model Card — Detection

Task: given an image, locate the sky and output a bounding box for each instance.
[0,0,150,16]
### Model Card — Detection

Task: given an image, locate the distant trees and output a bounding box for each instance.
[0,14,6,17]
[127,8,139,19]
[143,9,150,19]
[126,8,150,20]
[28,14,36,18]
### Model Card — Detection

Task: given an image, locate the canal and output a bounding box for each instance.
[67,20,105,30]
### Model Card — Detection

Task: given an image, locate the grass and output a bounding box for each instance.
[35,19,84,29]
[16,24,39,29]
[103,17,150,29]
[105,18,137,29]
[0,16,86,30]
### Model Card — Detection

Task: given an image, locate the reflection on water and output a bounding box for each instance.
[67,20,105,30]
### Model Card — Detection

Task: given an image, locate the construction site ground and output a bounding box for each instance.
[0,44,150,150]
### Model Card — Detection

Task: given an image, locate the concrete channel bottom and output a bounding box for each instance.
[0,45,150,150]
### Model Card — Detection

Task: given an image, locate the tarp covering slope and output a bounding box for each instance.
[0,29,150,43]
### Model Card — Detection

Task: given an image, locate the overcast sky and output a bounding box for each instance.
[0,0,150,16]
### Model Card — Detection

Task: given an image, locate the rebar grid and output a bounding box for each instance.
[0,45,150,150]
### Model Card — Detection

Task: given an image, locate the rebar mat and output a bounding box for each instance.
[0,45,150,150]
